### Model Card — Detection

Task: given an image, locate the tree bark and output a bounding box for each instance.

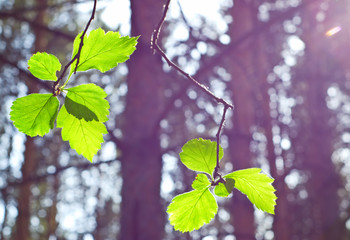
[14,0,47,239]
[289,2,342,239]
[226,1,259,239]
[119,0,166,239]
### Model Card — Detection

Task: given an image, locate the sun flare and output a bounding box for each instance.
[325,26,342,37]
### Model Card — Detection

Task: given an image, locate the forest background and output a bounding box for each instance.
[1,0,350,239]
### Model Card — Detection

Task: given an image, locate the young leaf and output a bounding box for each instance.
[65,97,98,121]
[214,183,229,197]
[179,138,223,176]
[56,104,107,162]
[27,52,61,81]
[214,178,235,197]
[225,168,277,214]
[167,188,217,232]
[64,83,110,122]
[192,174,211,190]
[70,28,138,75]
[10,93,59,137]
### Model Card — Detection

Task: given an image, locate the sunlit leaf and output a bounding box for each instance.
[64,83,110,122]
[167,188,217,232]
[225,168,277,214]
[179,138,223,176]
[70,28,138,75]
[56,104,107,161]
[192,174,211,190]
[27,52,61,81]
[10,93,59,137]
[214,178,235,197]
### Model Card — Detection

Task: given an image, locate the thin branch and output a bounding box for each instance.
[177,0,192,32]
[53,0,97,95]
[1,158,119,191]
[0,12,75,41]
[152,0,233,179]
[151,0,233,109]
[155,3,311,134]
[152,1,312,181]
[213,105,229,182]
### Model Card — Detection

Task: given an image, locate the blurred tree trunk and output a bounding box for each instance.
[119,0,165,239]
[252,13,292,240]
[14,0,47,239]
[293,57,341,239]
[256,28,292,240]
[14,138,38,240]
[225,1,257,239]
[290,2,342,239]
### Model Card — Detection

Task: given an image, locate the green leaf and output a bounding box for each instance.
[167,188,218,232]
[225,178,235,193]
[214,183,229,197]
[179,138,223,176]
[192,174,211,190]
[70,28,138,75]
[27,52,61,81]
[65,97,98,121]
[64,84,110,122]
[56,104,107,162]
[214,178,235,197]
[225,168,277,214]
[10,93,59,137]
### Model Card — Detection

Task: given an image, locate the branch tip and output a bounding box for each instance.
[152,0,233,178]
[52,0,97,94]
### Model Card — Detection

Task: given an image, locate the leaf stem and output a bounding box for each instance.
[52,0,97,96]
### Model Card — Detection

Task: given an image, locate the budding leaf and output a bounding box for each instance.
[56,104,107,162]
[10,94,59,137]
[70,28,138,76]
[179,138,223,177]
[27,52,61,81]
[214,178,235,197]
[192,174,211,190]
[64,83,110,122]
[167,187,217,232]
[225,168,277,214]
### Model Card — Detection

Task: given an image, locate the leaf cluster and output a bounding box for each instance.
[167,138,277,232]
[10,28,138,161]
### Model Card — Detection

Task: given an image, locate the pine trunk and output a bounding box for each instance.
[226,2,258,239]
[119,0,166,239]
[14,0,47,238]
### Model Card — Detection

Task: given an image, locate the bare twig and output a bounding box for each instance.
[53,0,97,95]
[151,0,233,109]
[151,0,233,178]
[213,105,229,183]
[155,1,312,144]
[1,158,119,191]
[0,12,75,41]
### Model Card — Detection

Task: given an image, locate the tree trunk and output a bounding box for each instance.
[226,1,259,239]
[119,0,166,239]
[14,138,37,240]
[14,0,47,239]
[290,2,342,238]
